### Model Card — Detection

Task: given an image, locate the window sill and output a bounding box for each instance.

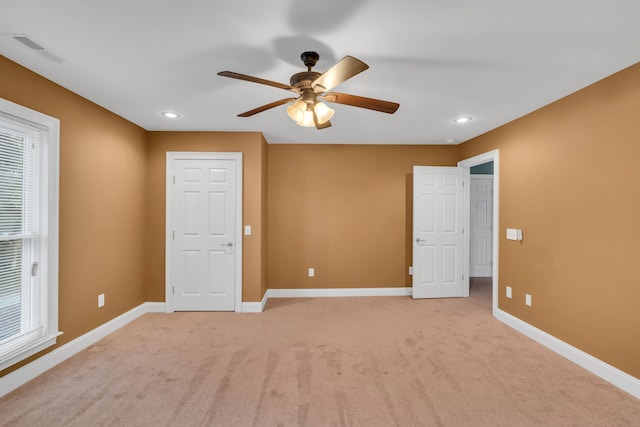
[0,331,64,372]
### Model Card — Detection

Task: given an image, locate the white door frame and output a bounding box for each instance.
[165,152,243,313]
[458,150,499,316]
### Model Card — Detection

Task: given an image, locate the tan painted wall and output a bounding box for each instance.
[458,62,640,379]
[144,132,267,303]
[1,56,147,375]
[268,144,458,289]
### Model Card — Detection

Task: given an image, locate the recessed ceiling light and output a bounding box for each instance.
[161,112,181,119]
[453,116,472,124]
[445,138,457,144]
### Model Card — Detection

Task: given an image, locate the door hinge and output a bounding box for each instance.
[172,230,175,240]
[172,286,175,295]
[173,174,175,184]
[462,274,465,280]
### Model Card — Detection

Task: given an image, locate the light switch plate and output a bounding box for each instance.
[506,228,518,240]
[506,286,512,299]
[525,294,532,306]
[308,268,315,277]
[98,293,105,308]
[244,225,252,236]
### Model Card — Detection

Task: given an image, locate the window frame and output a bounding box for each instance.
[0,98,60,371]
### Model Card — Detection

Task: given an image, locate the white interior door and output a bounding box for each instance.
[412,166,469,299]
[168,154,240,311]
[470,175,493,277]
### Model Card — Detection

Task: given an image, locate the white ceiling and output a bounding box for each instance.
[1,0,639,145]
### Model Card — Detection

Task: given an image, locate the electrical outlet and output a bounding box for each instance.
[409,266,413,275]
[525,294,532,307]
[244,225,252,235]
[98,293,105,308]
[506,286,512,299]
[308,268,315,277]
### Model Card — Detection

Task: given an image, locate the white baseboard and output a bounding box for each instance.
[495,308,640,399]
[267,287,412,298]
[144,302,168,313]
[241,291,270,313]
[0,301,166,398]
[241,287,412,313]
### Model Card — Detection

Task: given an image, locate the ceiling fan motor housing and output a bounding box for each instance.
[290,71,322,91]
[290,72,323,107]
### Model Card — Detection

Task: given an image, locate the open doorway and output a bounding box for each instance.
[469,162,494,309]
[458,150,499,315]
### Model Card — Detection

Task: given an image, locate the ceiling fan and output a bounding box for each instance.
[217,51,400,130]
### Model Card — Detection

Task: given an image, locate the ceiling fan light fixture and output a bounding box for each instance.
[314,101,334,125]
[297,109,316,127]
[286,99,307,122]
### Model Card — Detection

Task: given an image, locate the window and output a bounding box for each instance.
[0,98,60,371]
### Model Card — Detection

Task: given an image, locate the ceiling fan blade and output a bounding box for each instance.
[311,56,369,92]
[312,109,332,130]
[218,71,298,92]
[237,97,298,117]
[322,92,400,114]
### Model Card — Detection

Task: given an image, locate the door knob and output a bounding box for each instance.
[415,238,425,244]
[221,242,233,247]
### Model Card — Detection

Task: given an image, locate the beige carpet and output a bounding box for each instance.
[1,280,638,426]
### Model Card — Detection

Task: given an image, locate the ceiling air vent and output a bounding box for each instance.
[13,35,45,50]
[9,34,63,63]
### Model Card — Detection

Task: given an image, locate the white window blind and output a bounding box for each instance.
[0,98,60,371]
